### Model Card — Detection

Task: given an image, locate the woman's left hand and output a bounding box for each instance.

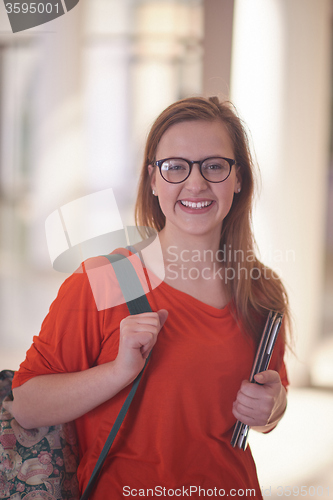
[232,370,287,432]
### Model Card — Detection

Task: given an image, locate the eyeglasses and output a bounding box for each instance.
[154,157,236,184]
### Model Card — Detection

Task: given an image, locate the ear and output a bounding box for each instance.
[148,164,156,193]
[234,165,242,194]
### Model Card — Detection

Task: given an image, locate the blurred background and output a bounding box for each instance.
[0,0,332,497]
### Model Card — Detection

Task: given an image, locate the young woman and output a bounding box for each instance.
[9,96,290,499]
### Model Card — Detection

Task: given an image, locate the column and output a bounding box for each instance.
[231,0,332,386]
[29,2,85,268]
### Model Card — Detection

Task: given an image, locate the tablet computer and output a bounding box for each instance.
[230,310,284,450]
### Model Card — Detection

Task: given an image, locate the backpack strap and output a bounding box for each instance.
[80,253,152,500]
[105,253,152,314]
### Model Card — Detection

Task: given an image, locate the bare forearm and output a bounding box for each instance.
[9,361,132,429]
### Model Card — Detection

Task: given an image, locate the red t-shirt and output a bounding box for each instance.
[13,249,288,499]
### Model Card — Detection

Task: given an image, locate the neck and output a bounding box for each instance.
[158,225,223,273]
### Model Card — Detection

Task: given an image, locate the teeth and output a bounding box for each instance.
[180,200,213,209]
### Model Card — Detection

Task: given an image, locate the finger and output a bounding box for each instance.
[126,312,161,326]
[235,391,259,409]
[140,331,159,357]
[238,380,264,398]
[233,407,268,427]
[121,310,168,329]
[140,310,167,357]
[121,329,154,346]
[123,310,168,336]
[254,370,281,386]
[157,309,168,329]
[120,315,160,335]
[232,401,269,427]
[232,404,257,426]
[122,322,159,335]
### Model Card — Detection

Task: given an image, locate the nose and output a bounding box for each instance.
[184,163,208,192]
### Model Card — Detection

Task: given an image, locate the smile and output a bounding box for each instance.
[179,200,213,209]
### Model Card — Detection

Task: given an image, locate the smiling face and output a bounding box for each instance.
[148,119,241,244]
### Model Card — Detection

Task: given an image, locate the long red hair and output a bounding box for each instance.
[135,96,291,346]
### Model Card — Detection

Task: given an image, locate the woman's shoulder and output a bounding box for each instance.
[76,248,146,312]
[50,248,133,311]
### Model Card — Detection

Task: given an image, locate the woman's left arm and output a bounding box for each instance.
[232,370,287,433]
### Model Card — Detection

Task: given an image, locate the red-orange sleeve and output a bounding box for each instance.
[260,322,289,434]
[12,264,105,389]
[268,321,289,391]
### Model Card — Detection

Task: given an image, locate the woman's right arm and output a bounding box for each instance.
[7,309,168,429]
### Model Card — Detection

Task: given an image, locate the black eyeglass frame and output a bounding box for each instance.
[153,156,236,184]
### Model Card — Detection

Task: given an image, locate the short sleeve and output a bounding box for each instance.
[12,263,106,389]
[12,249,148,389]
[269,323,289,390]
[260,324,289,433]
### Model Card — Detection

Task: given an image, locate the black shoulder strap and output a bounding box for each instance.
[80,254,152,500]
[105,253,152,314]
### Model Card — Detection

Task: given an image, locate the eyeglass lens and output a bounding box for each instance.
[160,158,231,183]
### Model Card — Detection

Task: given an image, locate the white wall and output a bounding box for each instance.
[231,0,332,386]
